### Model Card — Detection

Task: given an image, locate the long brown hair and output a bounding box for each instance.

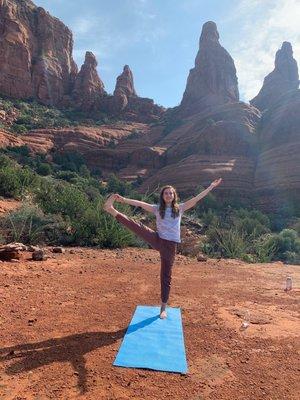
[159,185,180,219]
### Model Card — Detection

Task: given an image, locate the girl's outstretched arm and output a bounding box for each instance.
[114,194,155,213]
[181,178,222,212]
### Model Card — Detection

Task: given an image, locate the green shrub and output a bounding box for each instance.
[0,167,21,198]
[1,94,116,133]
[234,208,270,228]
[35,180,90,220]
[201,209,219,227]
[234,216,269,238]
[252,234,277,262]
[18,167,40,194]
[70,201,137,247]
[261,229,300,263]
[291,219,300,235]
[204,227,249,258]
[52,150,86,172]
[0,203,65,244]
[96,211,138,248]
[200,206,299,263]
[78,164,90,178]
[36,163,52,176]
[11,124,28,134]
[6,145,31,157]
[106,173,133,195]
[55,170,79,182]
[0,153,15,168]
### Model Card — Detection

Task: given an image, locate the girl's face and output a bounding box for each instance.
[162,188,175,205]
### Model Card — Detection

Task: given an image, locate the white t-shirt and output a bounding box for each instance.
[152,203,185,243]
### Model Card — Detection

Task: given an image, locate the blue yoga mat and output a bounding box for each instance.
[113,305,188,373]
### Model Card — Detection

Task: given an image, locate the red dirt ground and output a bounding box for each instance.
[0,199,21,215]
[0,247,299,400]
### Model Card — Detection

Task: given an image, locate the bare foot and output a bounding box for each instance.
[103,194,118,217]
[160,303,167,319]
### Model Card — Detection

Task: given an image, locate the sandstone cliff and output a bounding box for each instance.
[254,89,300,211]
[72,51,106,112]
[0,0,163,121]
[0,4,299,213]
[178,21,239,118]
[0,0,78,105]
[250,42,299,111]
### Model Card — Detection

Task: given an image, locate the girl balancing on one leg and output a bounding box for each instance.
[104,178,222,319]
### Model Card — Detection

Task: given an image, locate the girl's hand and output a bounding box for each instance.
[114,194,126,203]
[210,178,222,188]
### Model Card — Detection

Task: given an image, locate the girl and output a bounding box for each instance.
[104,178,222,319]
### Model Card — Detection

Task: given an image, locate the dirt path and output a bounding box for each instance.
[0,247,299,399]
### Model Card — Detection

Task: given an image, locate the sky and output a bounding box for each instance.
[34,0,300,108]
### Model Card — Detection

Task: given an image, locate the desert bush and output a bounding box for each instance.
[52,150,86,172]
[234,208,270,227]
[291,219,300,235]
[0,167,20,197]
[263,229,300,263]
[0,94,116,133]
[11,124,28,134]
[199,206,300,263]
[201,208,220,227]
[0,165,39,198]
[70,200,138,247]
[234,216,270,238]
[106,173,133,196]
[55,170,79,182]
[35,180,90,220]
[251,234,277,262]
[78,164,90,178]
[203,227,249,258]
[6,145,31,157]
[0,203,66,244]
[0,153,15,168]
[36,162,52,176]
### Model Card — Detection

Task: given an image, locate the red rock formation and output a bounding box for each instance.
[31,6,78,106]
[0,129,25,148]
[72,51,106,112]
[132,102,260,200]
[0,0,78,105]
[254,89,300,211]
[0,0,35,99]
[138,154,256,199]
[0,123,150,172]
[250,42,299,111]
[0,1,163,122]
[162,102,260,164]
[0,5,298,213]
[178,21,239,118]
[114,65,137,99]
[101,64,165,122]
[111,65,136,113]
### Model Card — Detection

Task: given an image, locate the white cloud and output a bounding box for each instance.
[69,3,166,62]
[229,0,300,102]
[72,16,98,35]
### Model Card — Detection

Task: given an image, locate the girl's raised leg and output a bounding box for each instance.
[104,194,160,251]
